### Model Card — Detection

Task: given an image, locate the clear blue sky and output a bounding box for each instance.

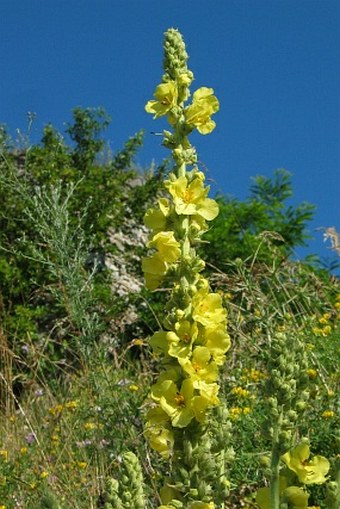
[1,0,340,270]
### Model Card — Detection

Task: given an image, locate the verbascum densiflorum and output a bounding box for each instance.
[256,330,332,509]
[142,29,231,508]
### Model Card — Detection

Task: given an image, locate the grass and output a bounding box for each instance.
[1,253,339,508]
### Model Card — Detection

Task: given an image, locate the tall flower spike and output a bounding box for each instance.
[143,28,231,508]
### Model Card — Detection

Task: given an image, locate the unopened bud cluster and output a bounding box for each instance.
[264,331,309,452]
[102,452,145,509]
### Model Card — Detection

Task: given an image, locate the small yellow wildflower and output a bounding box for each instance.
[231,386,250,398]
[20,447,28,455]
[319,312,331,324]
[77,461,88,469]
[65,400,78,410]
[0,505,6,509]
[243,407,251,415]
[84,422,97,431]
[128,384,140,392]
[40,471,48,479]
[241,368,267,383]
[51,434,60,442]
[131,338,144,346]
[229,407,242,421]
[0,450,8,461]
[30,481,37,490]
[307,369,318,379]
[322,325,332,335]
[321,410,334,419]
[48,404,63,416]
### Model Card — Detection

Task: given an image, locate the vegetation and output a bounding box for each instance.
[0,30,339,509]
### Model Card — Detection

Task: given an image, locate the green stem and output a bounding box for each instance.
[270,422,281,509]
[177,160,186,178]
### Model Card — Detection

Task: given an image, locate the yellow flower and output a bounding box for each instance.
[145,81,178,118]
[149,330,169,356]
[144,198,170,232]
[144,407,174,458]
[129,384,139,392]
[166,174,219,220]
[48,404,63,416]
[307,369,317,379]
[321,410,334,419]
[142,253,168,290]
[167,320,198,360]
[131,338,144,346]
[0,450,8,461]
[20,447,28,455]
[321,325,331,335]
[229,407,242,421]
[203,325,231,365]
[231,386,250,398]
[148,231,181,263]
[145,424,174,458]
[77,461,88,469]
[152,378,195,427]
[319,312,331,324]
[40,471,48,479]
[281,442,330,484]
[283,486,309,508]
[179,346,218,383]
[192,288,226,327]
[65,400,78,410]
[84,422,97,430]
[241,367,265,383]
[185,87,219,134]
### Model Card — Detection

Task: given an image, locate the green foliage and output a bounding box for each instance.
[0,110,339,509]
[203,169,316,269]
[0,108,149,392]
[66,106,110,170]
